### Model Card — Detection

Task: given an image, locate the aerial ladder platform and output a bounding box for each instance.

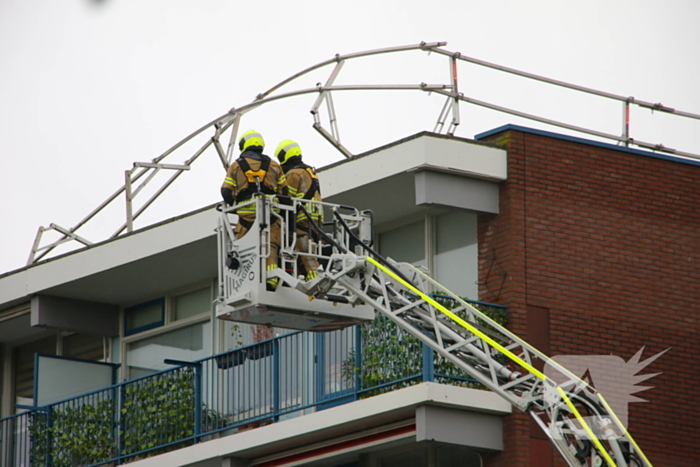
[215,196,652,467]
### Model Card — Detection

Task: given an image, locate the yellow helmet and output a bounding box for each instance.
[239,130,265,151]
[275,140,302,165]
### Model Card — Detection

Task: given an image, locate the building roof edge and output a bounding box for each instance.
[475,124,700,168]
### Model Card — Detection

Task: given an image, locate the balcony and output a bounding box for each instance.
[0,298,506,467]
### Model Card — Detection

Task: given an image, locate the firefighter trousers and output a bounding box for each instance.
[234,214,281,272]
[295,221,320,278]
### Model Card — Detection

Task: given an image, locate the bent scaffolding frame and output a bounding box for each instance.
[27,41,700,265]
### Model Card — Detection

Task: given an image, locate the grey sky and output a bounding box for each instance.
[1,0,699,274]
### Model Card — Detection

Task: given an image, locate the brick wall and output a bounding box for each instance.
[477,128,700,467]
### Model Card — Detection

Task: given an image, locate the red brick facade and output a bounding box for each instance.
[477,127,700,467]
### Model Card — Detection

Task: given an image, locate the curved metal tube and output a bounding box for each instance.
[28,41,700,264]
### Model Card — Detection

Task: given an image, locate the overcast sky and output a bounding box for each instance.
[1,0,699,274]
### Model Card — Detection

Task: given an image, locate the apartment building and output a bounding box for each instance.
[0,126,695,466]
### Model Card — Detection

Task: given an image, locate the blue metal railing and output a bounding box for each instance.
[0,299,505,467]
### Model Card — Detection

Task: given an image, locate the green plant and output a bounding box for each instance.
[29,398,115,467]
[230,323,244,348]
[27,367,229,466]
[343,313,423,398]
[343,296,508,397]
[201,404,229,434]
[120,368,196,461]
[28,411,48,466]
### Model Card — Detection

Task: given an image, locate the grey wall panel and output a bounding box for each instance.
[415,171,500,214]
[35,354,115,406]
[31,295,119,336]
[416,405,503,451]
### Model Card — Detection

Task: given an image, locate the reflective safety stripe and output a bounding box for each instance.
[597,394,654,467]
[279,174,287,183]
[266,264,280,286]
[366,256,546,381]
[288,186,299,196]
[557,388,619,467]
[240,132,264,151]
[235,195,283,214]
[242,132,263,142]
[297,211,321,222]
[281,142,299,155]
[224,177,236,187]
[306,270,318,281]
[296,206,322,222]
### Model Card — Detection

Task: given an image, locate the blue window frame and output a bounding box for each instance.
[124,298,165,336]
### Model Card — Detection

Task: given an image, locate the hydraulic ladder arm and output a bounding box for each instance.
[217,198,653,467]
[299,211,652,467]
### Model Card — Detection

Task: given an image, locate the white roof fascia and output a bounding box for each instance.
[321,136,507,198]
[0,208,219,306]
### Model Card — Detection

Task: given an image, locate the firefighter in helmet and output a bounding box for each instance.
[221,130,289,291]
[275,140,323,281]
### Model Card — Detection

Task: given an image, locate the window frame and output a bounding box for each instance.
[375,209,478,299]
[120,282,214,381]
[123,298,166,337]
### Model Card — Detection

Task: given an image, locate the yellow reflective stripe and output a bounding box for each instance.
[266,264,278,271]
[597,393,653,467]
[279,174,287,183]
[297,202,321,222]
[224,177,236,187]
[297,211,320,219]
[288,186,299,195]
[408,264,587,386]
[557,388,618,467]
[296,215,320,223]
[366,256,546,380]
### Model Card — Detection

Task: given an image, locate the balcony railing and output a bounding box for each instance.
[0,298,505,467]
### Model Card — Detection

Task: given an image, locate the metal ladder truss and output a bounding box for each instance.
[280,202,654,467]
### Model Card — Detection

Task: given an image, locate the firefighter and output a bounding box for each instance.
[274,140,323,281]
[221,130,289,291]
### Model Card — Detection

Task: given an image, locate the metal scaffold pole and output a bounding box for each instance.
[28,41,700,265]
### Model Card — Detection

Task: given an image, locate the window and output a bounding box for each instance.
[378,219,426,267]
[174,287,211,321]
[122,285,213,379]
[435,210,478,299]
[14,335,56,400]
[63,333,105,361]
[126,321,211,379]
[124,298,164,336]
[377,210,478,300]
